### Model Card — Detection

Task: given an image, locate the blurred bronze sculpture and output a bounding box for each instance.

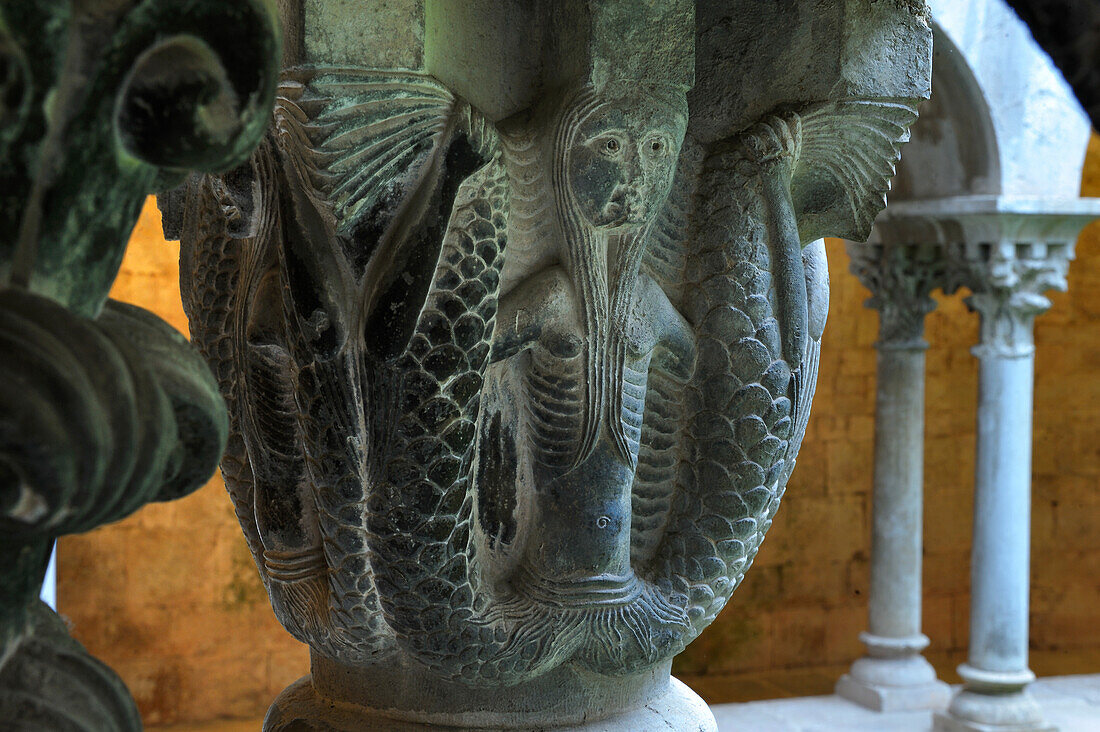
[0,1,279,728]
[169,1,932,729]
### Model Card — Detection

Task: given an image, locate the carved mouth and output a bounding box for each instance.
[596,190,644,229]
[598,201,628,227]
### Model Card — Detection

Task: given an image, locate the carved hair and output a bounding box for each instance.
[550,84,684,467]
[551,86,611,466]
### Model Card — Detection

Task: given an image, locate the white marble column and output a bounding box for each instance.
[935,234,1074,732]
[838,242,951,712]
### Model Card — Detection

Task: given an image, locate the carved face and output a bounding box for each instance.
[565,97,686,231]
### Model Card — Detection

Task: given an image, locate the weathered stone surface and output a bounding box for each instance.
[0,1,279,728]
[302,0,424,68]
[167,1,930,729]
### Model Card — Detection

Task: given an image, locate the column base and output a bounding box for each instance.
[836,633,952,712]
[836,669,951,713]
[933,665,1054,732]
[263,674,716,732]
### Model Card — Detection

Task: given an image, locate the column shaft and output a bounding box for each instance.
[868,344,927,641]
[969,351,1034,675]
[838,242,950,712]
[934,242,1068,732]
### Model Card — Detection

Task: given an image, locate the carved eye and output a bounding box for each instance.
[647,138,666,156]
[603,137,621,155]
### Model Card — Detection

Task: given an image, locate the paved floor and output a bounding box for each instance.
[712,674,1100,731]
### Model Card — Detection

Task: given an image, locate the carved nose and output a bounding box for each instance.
[602,192,646,227]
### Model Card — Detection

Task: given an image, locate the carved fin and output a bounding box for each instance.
[631,369,683,568]
[781,238,828,487]
[792,99,918,242]
[275,69,497,234]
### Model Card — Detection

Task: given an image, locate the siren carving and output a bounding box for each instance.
[169,1,931,728]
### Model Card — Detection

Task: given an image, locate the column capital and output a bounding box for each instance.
[846,241,947,350]
[958,239,1072,358]
[868,195,1100,358]
[166,2,934,729]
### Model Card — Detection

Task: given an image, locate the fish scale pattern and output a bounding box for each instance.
[178,175,265,575]
[170,64,924,691]
[645,136,804,654]
[289,333,391,660]
[259,131,393,661]
[364,158,561,682]
[180,141,395,662]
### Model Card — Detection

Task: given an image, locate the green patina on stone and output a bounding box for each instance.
[165,2,932,731]
[0,0,281,318]
[0,1,281,728]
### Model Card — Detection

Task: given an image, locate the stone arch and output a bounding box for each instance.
[890,22,1001,200]
[890,0,1092,203]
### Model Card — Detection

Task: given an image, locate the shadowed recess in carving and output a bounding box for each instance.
[477,411,519,550]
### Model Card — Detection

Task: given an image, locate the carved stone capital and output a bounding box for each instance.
[168,2,932,729]
[959,240,1072,358]
[869,195,1100,358]
[846,241,946,349]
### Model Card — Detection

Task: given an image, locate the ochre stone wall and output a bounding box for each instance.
[57,203,309,726]
[59,136,1100,724]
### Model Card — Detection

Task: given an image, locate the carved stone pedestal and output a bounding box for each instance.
[936,668,1055,732]
[168,2,931,729]
[266,660,713,731]
[837,633,951,712]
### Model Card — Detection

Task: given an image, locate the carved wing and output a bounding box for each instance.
[776,98,915,480]
[275,69,497,233]
[276,70,458,230]
[274,68,498,355]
